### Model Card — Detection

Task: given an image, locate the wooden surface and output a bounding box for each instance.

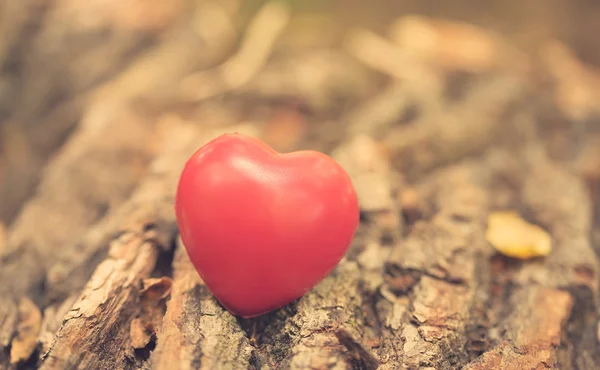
[2,0,600,369]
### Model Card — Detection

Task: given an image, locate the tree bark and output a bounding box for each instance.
[2,2,600,370]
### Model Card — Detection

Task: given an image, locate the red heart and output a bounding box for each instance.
[175,133,359,318]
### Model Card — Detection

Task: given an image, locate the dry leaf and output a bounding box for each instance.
[485,211,552,260]
[130,277,173,349]
[10,297,42,364]
[130,317,151,349]
[140,277,173,301]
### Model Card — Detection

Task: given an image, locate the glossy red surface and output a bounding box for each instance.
[175,133,359,318]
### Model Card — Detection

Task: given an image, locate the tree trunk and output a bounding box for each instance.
[2,1,600,370]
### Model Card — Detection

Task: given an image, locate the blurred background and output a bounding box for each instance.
[3,2,600,368]
[1,0,600,227]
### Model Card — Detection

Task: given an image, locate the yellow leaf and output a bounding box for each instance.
[485,211,552,260]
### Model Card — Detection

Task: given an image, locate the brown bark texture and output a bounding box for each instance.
[2,1,600,369]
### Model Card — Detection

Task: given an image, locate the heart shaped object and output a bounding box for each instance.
[175,133,359,318]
